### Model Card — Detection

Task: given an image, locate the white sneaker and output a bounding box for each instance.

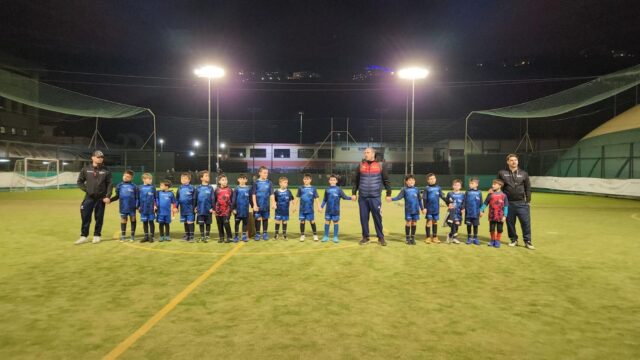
[313,235,319,241]
[299,235,305,242]
[508,241,518,247]
[452,238,460,244]
[525,242,535,250]
[92,236,101,244]
[75,236,88,245]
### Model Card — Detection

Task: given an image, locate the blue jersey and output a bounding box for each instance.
[464,189,482,219]
[232,186,251,218]
[321,186,351,216]
[138,184,156,215]
[113,182,138,214]
[252,179,273,210]
[423,184,446,214]
[156,190,176,216]
[446,191,465,221]
[195,184,215,215]
[392,186,423,215]
[274,189,294,216]
[176,184,196,215]
[297,186,319,214]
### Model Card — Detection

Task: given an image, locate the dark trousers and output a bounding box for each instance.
[507,202,531,243]
[80,196,106,237]
[358,196,384,239]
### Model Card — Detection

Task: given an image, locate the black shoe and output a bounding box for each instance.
[218,238,224,243]
[410,238,416,245]
[378,238,387,246]
[225,237,232,243]
[148,236,154,243]
[359,237,370,245]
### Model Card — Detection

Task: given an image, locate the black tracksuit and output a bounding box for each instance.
[77,164,113,237]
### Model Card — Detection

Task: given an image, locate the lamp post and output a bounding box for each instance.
[398,67,429,175]
[194,65,225,172]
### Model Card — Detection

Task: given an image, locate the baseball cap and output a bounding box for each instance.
[92,150,104,158]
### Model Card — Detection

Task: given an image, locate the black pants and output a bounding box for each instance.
[216,215,233,239]
[80,196,106,237]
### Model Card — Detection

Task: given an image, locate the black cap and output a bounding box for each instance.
[92,150,104,157]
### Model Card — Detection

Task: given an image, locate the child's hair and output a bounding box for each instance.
[199,170,209,179]
[328,174,338,180]
[452,178,462,185]
[492,179,504,187]
[258,166,268,173]
[303,173,312,179]
[469,177,479,183]
[141,172,152,180]
[217,173,227,183]
[160,180,171,187]
[180,172,191,180]
[404,174,415,181]
[124,169,134,176]
[279,176,288,182]
[426,173,435,179]
[238,173,247,179]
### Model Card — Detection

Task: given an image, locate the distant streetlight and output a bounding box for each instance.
[159,138,165,152]
[193,140,201,148]
[220,142,226,149]
[398,66,429,175]
[189,151,195,157]
[194,65,225,172]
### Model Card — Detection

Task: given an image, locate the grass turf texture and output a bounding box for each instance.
[0,189,639,359]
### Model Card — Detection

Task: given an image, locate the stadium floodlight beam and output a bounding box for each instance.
[398,66,429,175]
[220,142,226,149]
[194,65,225,173]
[159,138,164,152]
[189,151,195,157]
[193,140,201,148]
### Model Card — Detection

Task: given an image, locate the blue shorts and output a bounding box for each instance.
[120,211,136,219]
[180,214,195,223]
[426,213,439,221]
[299,212,315,221]
[465,217,480,226]
[275,214,289,221]
[324,215,340,222]
[405,214,420,221]
[254,210,270,220]
[140,213,155,222]
[157,214,171,224]
[197,214,212,224]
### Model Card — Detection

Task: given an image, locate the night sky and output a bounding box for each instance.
[2,0,639,149]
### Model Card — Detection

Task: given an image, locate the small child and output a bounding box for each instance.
[321,174,354,243]
[138,173,157,243]
[273,176,294,240]
[176,172,196,242]
[195,171,215,243]
[464,177,482,245]
[111,170,139,242]
[422,173,447,244]
[480,179,509,248]
[388,174,424,245]
[214,174,234,243]
[445,179,465,244]
[232,173,251,242]
[252,166,274,241]
[296,173,321,241]
[156,180,177,241]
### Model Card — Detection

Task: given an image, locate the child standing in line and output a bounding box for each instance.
[422,173,447,244]
[252,166,274,241]
[232,173,251,242]
[138,173,157,243]
[320,174,353,243]
[176,172,196,242]
[214,174,234,243]
[480,179,509,248]
[156,180,177,241]
[445,179,465,244]
[111,170,139,242]
[296,173,321,241]
[195,171,215,243]
[273,176,295,240]
[464,177,482,245]
[388,174,424,245]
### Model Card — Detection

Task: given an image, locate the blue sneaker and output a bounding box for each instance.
[488,240,495,247]
[494,240,501,248]
[262,232,269,240]
[242,234,248,242]
[466,238,473,245]
[332,237,339,243]
[233,235,239,243]
[254,234,261,241]
[473,238,481,245]
[322,235,329,242]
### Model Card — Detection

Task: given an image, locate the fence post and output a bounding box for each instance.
[630,142,634,179]
[601,145,606,178]
[577,148,581,177]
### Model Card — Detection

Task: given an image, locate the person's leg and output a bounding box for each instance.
[425,219,432,239]
[223,216,233,241]
[159,222,165,238]
[120,217,128,239]
[323,220,331,240]
[405,220,411,242]
[299,220,306,235]
[310,221,317,236]
[506,203,519,244]
[130,215,137,239]
[143,221,149,238]
[234,218,241,236]
[489,221,496,246]
[410,220,417,243]
[165,223,171,239]
[79,197,96,237]
[333,220,339,242]
[369,197,384,240]
[358,196,370,239]
[199,216,206,238]
[282,221,288,238]
[93,199,106,236]
[495,221,503,247]
[518,204,532,244]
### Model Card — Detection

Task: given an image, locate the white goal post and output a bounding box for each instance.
[10,158,60,192]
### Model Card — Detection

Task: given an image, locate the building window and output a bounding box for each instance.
[10,127,16,135]
[297,149,314,158]
[21,129,27,136]
[274,149,290,158]
[317,149,332,159]
[229,148,246,158]
[250,148,266,158]
[0,126,5,134]
[341,147,350,151]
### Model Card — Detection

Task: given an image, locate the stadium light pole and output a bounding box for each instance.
[195,65,225,173]
[398,67,429,175]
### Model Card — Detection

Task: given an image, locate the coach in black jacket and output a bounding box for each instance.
[75,150,113,244]
[497,153,534,249]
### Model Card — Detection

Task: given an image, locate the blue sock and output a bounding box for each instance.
[334,224,339,237]
[324,223,330,236]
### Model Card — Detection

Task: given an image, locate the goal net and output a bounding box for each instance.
[10,158,61,191]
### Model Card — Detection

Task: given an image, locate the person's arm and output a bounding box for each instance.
[340,188,351,200]
[321,190,328,209]
[480,193,491,213]
[231,188,238,211]
[110,184,120,202]
[105,170,113,199]
[381,165,392,197]
[391,188,405,201]
[192,186,197,209]
[229,189,235,210]
[503,194,509,219]
[135,185,140,209]
[439,189,449,205]
[77,167,87,193]
[524,172,532,203]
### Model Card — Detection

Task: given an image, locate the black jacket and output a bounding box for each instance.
[77,164,113,198]
[497,168,531,203]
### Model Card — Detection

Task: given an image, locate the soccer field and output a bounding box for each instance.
[0,189,639,359]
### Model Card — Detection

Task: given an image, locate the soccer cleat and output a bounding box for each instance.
[225,237,232,243]
[494,240,501,248]
[254,234,261,241]
[299,235,306,242]
[322,235,329,242]
[378,238,387,246]
[509,240,518,247]
[274,233,280,240]
[198,236,205,243]
[201,236,208,243]
[283,234,287,240]
[473,238,481,245]
[431,237,441,244]
[130,236,135,242]
[75,236,88,245]
[92,236,101,244]
[466,238,473,245]
[488,240,495,247]
[120,235,126,243]
[525,242,535,250]
[452,237,460,244]
[406,238,412,245]
[359,237,370,245]
[262,233,269,241]
[446,235,452,244]
[332,237,339,243]
[181,234,189,241]
[233,235,239,243]
[242,234,249,242]
[313,235,319,241]
[218,237,225,243]
[411,238,417,245]
[148,237,154,243]
[424,237,431,244]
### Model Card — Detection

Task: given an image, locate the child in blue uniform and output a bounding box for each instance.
[195,170,215,243]
[176,172,196,242]
[138,173,156,243]
[464,177,482,245]
[389,174,424,245]
[252,166,274,240]
[156,180,177,241]
[422,173,447,244]
[296,173,321,241]
[273,176,294,240]
[321,174,353,243]
[111,170,139,242]
[232,174,251,242]
[445,179,465,244]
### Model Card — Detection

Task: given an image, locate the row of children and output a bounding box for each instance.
[110,166,354,243]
